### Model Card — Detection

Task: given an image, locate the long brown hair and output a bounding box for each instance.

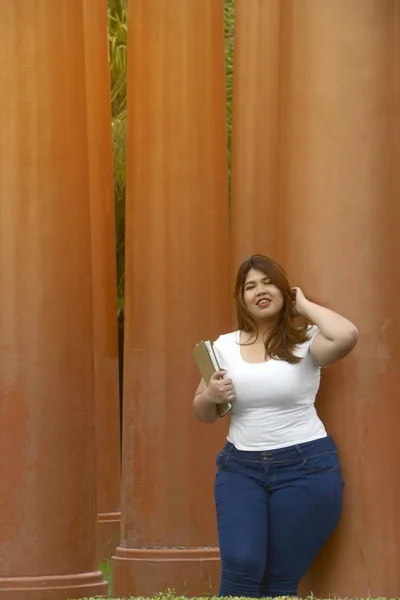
[234,254,310,364]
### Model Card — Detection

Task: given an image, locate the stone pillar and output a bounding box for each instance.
[231,0,400,595]
[111,0,230,596]
[230,0,282,276]
[0,2,107,599]
[279,1,400,596]
[83,0,121,562]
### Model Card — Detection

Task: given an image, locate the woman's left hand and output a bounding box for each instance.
[291,287,309,317]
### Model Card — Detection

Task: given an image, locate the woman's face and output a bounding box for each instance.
[243,268,284,322]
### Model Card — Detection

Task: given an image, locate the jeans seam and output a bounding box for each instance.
[326,467,339,510]
[302,451,340,473]
[297,449,338,459]
[228,451,337,467]
[230,456,263,465]
[302,464,336,473]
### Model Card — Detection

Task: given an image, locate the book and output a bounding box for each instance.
[193,340,232,417]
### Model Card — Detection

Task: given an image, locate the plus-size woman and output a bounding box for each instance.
[193,254,358,598]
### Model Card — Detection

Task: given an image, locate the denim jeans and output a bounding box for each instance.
[214,435,344,598]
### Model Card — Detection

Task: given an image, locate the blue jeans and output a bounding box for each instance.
[214,436,344,598]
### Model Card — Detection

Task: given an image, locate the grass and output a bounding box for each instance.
[99,559,112,596]
[76,592,400,600]
[89,573,399,599]
[79,596,399,599]
[89,577,398,599]
[89,570,400,600]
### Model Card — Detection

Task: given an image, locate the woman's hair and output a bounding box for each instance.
[234,254,310,364]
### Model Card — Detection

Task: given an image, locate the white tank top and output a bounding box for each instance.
[213,325,327,450]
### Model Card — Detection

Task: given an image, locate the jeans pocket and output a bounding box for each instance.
[216,451,230,471]
[303,451,340,474]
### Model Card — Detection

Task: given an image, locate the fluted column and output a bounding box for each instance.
[279,1,400,596]
[281,0,400,597]
[0,2,107,599]
[83,0,121,562]
[111,0,230,596]
[231,0,400,595]
[230,0,282,277]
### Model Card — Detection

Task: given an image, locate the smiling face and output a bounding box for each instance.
[234,254,307,361]
[243,268,284,323]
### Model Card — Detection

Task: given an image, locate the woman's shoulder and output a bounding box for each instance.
[305,324,319,341]
[213,330,238,348]
[294,325,320,361]
[294,325,318,346]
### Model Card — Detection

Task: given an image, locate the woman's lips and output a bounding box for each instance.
[256,298,270,308]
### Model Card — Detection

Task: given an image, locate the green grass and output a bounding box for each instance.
[76,592,400,600]
[99,559,112,596]
[86,583,398,599]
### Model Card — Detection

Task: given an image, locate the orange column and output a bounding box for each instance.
[230,0,282,276]
[279,1,400,596]
[231,0,400,595]
[111,0,230,596]
[0,2,107,599]
[83,0,121,562]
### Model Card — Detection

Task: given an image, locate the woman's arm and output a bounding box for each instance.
[193,371,235,423]
[193,379,220,423]
[293,287,359,368]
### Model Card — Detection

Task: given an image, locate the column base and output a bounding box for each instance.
[97,510,121,561]
[111,546,220,597]
[0,570,108,600]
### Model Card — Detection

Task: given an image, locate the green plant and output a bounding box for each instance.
[108,0,127,317]
[98,559,112,596]
[108,0,127,117]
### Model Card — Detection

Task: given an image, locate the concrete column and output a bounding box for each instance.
[231,0,400,595]
[83,0,121,562]
[230,0,282,276]
[280,2,400,595]
[111,0,230,596]
[0,2,107,599]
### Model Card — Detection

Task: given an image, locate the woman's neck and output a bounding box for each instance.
[244,320,278,342]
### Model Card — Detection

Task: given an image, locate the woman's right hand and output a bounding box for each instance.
[204,371,235,405]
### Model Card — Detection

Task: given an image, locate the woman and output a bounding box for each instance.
[193,254,358,598]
